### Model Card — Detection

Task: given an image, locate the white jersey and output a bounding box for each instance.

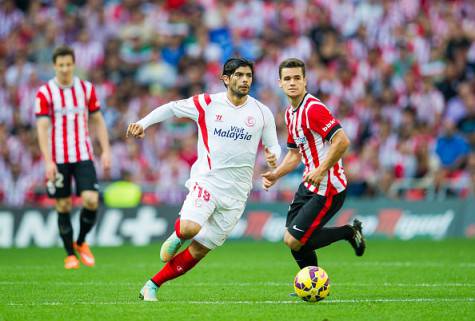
[138,92,281,201]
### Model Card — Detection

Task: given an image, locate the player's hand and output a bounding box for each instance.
[126,123,145,139]
[45,161,58,182]
[261,170,278,191]
[304,168,325,186]
[264,147,277,168]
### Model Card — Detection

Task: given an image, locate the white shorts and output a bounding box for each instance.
[179,181,246,249]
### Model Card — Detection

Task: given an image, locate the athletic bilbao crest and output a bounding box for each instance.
[245,116,255,127]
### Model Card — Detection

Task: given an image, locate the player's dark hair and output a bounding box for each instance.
[279,58,306,79]
[222,57,254,77]
[52,46,75,63]
[221,57,254,88]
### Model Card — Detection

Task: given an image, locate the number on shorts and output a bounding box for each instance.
[193,183,211,202]
[55,173,64,188]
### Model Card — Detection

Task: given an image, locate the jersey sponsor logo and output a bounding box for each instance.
[213,126,252,141]
[215,114,223,122]
[322,119,336,132]
[295,136,307,145]
[245,116,255,127]
[54,105,87,115]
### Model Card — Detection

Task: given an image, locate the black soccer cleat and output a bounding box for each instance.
[349,219,366,257]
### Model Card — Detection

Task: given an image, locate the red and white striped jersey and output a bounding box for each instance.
[285,93,347,196]
[35,77,100,164]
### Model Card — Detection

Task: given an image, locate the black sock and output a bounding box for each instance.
[58,212,74,256]
[302,226,354,251]
[291,249,318,269]
[77,208,97,245]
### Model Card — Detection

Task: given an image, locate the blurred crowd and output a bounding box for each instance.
[2,0,475,207]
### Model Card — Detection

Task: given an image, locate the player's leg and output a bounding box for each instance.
[160,218,201,262]
[141,195,245,301]
[47,164,78,269]
[140,241,210,301]
[56,196,79,269]
[299,191,365,255]
[291,249,318,269]
[285,191,356,254]
[160,182,216,262]
[73,161,100,267]
[154,241,209,287]
[285,184,318,268]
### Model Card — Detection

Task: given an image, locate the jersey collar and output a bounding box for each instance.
[291,92,308,113]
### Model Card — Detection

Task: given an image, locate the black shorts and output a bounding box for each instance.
[46,160,98,198]
[286,183,346,245]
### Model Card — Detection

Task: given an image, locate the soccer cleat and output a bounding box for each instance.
[349,219,366,256]
[160,232,183,262]
[64,255,80,270]
[139,280,159,302]
[74,242,95,267]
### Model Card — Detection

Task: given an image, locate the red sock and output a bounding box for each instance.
[174,218,183,239]
[151,248,200,286]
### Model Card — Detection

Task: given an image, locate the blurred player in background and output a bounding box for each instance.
[262,58,366,270]
[127,57,281,301]
[35,46,111,269]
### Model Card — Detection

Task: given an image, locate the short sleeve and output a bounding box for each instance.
[287,131,297,148]
[88,85,101,113]
[285,109,297,148]
[307,103,342,141]
[35,91,50,117]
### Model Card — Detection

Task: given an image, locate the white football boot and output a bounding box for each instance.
[160,232,183,262]
[139,280,159,302]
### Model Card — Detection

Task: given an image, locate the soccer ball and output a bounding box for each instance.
[293,266,330,302]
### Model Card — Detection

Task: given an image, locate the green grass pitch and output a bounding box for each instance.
[1,239,474,321]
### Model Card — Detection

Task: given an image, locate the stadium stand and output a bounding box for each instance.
[1,0,475,206]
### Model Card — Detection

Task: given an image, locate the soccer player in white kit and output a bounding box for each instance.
[126,58,281,301]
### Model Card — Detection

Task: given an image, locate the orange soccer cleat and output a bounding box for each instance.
[74,242,95,267]
[64,255,80,270]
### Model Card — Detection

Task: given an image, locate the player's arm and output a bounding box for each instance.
[303,103,350,186]
[261,148,301,190]
[90,111,111,172]
[36,117,57,182]
[261,106,281,168]
[303,131,350,187]
[35,90,57,182]
[127,98,198,138]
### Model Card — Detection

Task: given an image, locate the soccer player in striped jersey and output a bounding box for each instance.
[36,46,111,269]
[262,58,366,270]
[127,58,281,301]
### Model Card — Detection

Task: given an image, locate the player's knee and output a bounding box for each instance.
[284,232,302,251]
[81,192,99,210]
[56,198,72,213]
[179,221,201,239]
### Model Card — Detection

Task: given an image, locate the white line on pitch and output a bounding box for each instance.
[5,298,475,307]
[2,261,474,270]
[1,281,475,287]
